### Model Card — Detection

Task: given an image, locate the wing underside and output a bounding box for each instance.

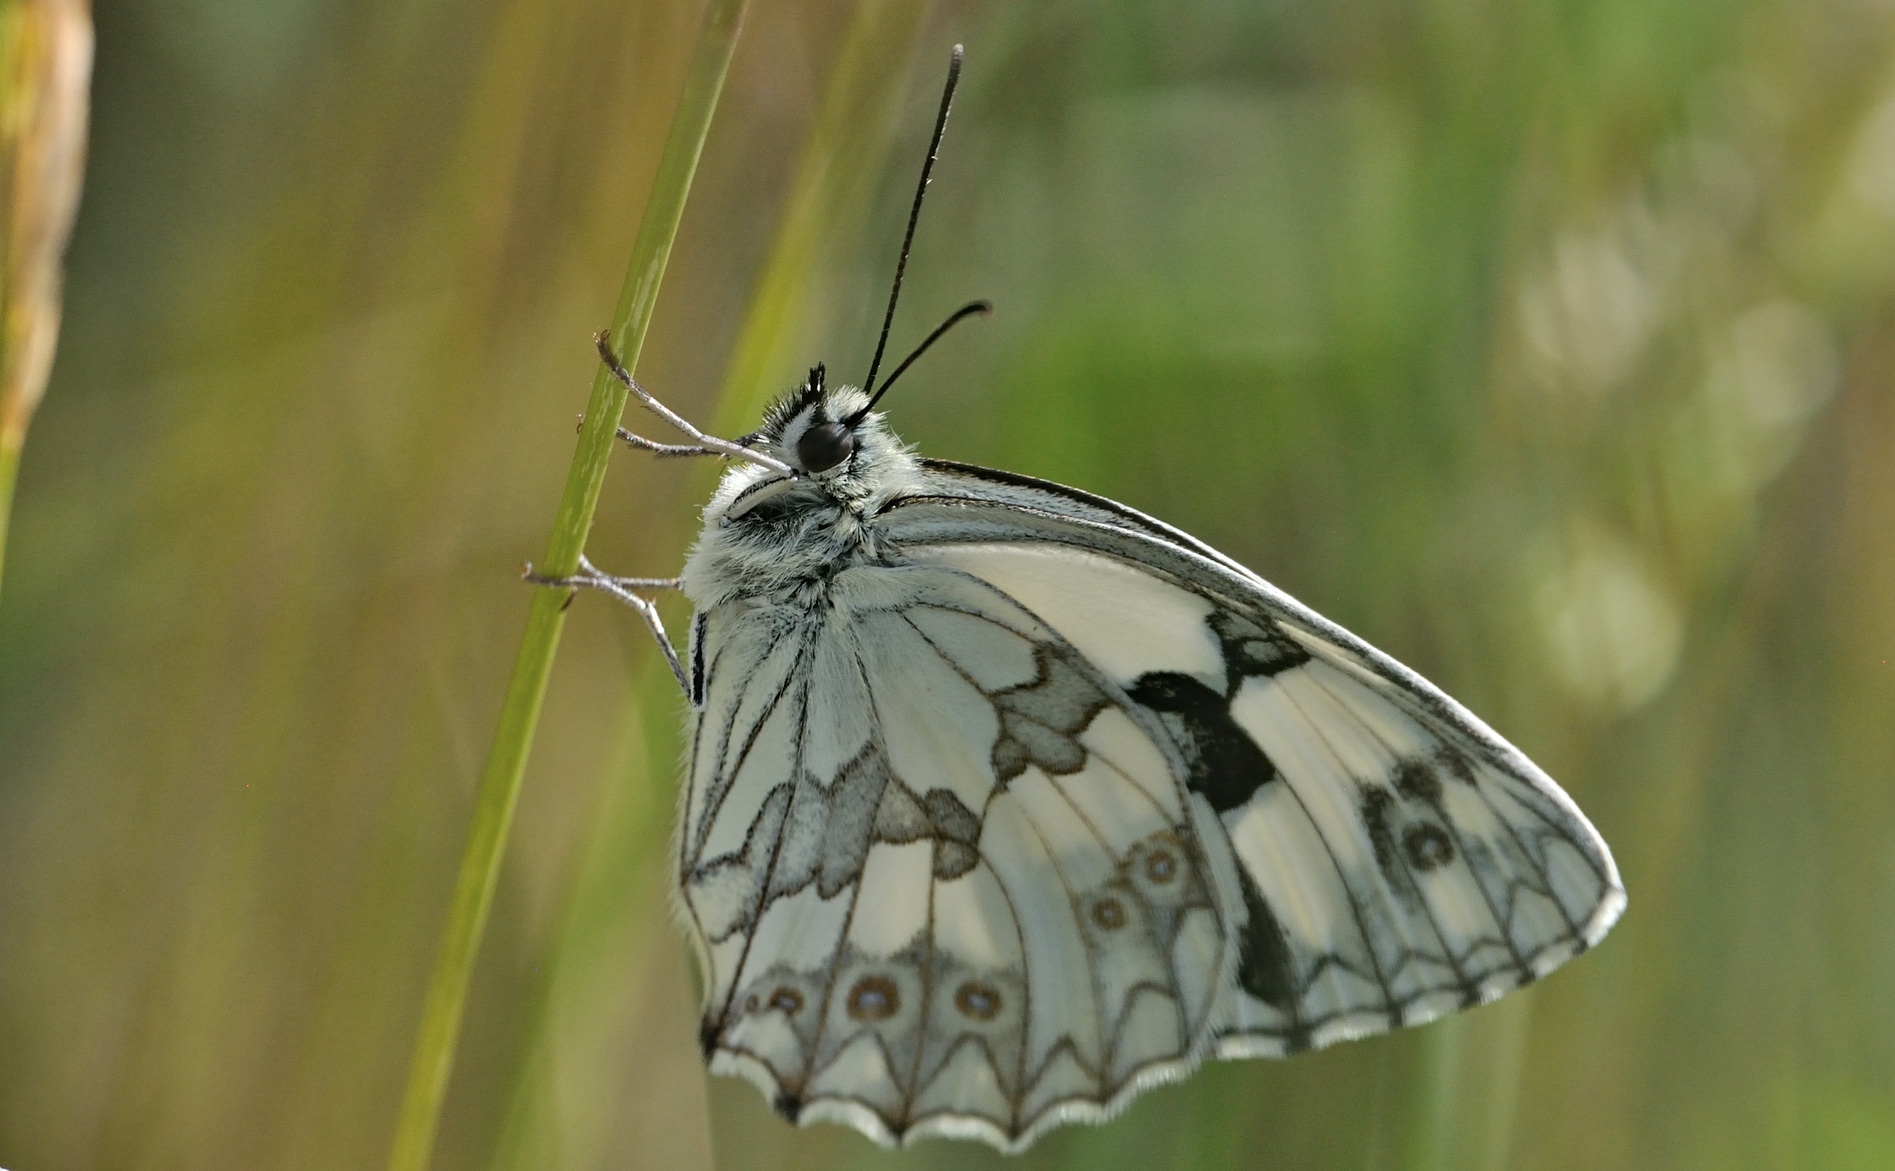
[681,566,1235,1151]
[882,463,1625,1058]
[676,460,1623,1152]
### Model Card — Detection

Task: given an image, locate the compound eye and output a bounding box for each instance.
[797,420,855,473]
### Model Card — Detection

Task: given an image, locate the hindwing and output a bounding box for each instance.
[680,565,1235,1151]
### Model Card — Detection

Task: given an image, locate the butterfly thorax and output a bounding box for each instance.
[680,383,925,612]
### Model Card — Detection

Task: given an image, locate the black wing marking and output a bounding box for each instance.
[880,509,1622,1059]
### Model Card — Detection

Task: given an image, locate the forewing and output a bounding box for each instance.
[680,566,1233,1152]
[883,461,1625,1057]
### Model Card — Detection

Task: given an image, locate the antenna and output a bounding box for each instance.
[856,44,964,412]
[850,300,990,423]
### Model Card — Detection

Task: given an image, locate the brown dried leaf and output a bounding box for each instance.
[0,0,91,450]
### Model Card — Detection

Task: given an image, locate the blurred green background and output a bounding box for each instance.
[3,0,1894,1168]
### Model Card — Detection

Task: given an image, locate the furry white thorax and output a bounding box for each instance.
[681,385,926,611]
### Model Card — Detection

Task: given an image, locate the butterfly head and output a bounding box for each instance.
[771,366,855,475]
[702,367,915,534]
[757,364,881,480]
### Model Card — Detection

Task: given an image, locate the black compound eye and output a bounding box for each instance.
[797,420,855,473]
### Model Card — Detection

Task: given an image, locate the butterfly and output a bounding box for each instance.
[534,44,1624,1155]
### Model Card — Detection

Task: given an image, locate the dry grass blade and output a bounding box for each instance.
[0,0,90,600]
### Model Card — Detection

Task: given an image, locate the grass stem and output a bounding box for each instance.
[382,4,749,1169]
[477,10,935,1164]
[0,436,16,596]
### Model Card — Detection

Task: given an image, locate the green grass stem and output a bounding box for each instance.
[479,10,934,1165]
[382,4,750,1169]
[0,436,16,600]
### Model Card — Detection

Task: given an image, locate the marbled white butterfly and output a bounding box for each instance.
[534,44,1624,1155]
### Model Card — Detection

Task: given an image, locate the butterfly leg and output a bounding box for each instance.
[593,332,796,478]
[573,410,720,458]
[522,555,690,695]
[614,427,718,458]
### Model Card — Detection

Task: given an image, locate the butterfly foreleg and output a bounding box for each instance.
[592,332,796,478]
[613,427,719,458]
[522,554,690,695]
[571,412,718,459]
